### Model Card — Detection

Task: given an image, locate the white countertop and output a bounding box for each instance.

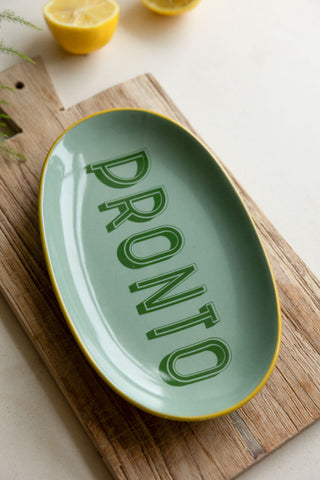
[1,0,320,478]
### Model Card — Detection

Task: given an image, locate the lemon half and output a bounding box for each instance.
[43,0,120,54]
[141,0,201,15]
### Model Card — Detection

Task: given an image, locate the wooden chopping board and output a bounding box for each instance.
[1,57,320,480]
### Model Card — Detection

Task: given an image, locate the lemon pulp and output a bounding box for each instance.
[43,0,120,54]
[141,0,201,15]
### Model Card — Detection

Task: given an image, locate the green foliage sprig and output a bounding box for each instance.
[0,9,39,27]
[0,9,40,161]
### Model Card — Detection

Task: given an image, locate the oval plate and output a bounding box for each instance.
[39,109,281,420]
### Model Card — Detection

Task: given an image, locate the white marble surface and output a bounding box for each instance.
[1,0,320,478]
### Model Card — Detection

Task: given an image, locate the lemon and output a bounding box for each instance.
[141,0,201,15]
[43,0,120,54]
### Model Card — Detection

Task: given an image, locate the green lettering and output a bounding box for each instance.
[129,264,206,315]
[86,150,150,188]
[146,302,219,339]
[159,338,231,386]
[99,186,167,233]
[117,225,184,269]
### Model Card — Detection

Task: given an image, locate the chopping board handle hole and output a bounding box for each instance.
[15,81,24,90]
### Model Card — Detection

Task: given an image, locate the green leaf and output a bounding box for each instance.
[0,9,39,163]
[0,144,26,162]
[0,84,15,92]
[0,41,35,63]
[0,10,41,30]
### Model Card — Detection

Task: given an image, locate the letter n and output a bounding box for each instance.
[129,264,206,315]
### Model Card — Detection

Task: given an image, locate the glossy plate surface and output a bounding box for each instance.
[39,109,281,420]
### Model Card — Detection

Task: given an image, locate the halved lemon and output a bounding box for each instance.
[141,0,201,15]
[43,0,120,54]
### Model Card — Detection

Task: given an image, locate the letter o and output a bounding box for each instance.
[117,225,184,269]
[159,338,231,386]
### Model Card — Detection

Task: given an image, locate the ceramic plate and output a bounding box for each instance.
[39,109,281,420]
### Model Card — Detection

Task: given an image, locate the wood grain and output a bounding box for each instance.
[1,57,320,480]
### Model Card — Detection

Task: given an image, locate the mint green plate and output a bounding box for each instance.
[39,109,281,420]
